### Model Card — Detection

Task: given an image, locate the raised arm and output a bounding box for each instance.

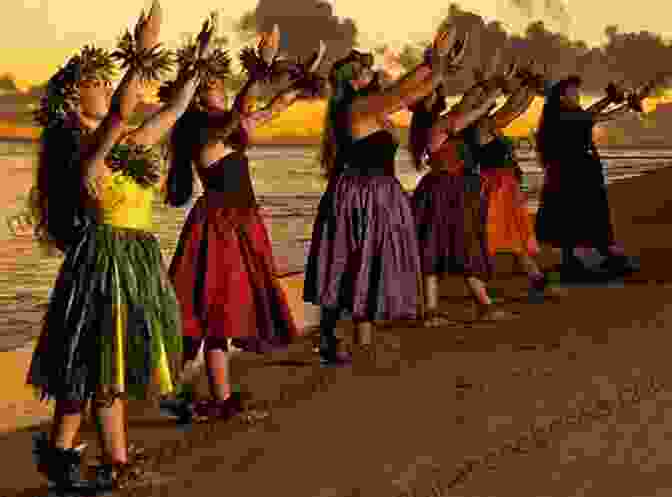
[126,74,200,147]
[348,62,435,120]
[586,81,627,115]
[585,95,614,115]
[240,87,303,131]
[82,1,164,194]
[82,69,143,172]
[487,84,535,130]
[350,28,466,121]
[429,89,503,151]
[593,103,635,123]
[238,36,327,131]
[586,94,612,114]
[194,74,306,149]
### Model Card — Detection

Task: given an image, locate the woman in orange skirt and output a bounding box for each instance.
[471,62,552,298]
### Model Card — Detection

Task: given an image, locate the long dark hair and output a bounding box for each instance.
[319,50,376,180]
[536,75,582,167]
[408,84,447,170]
[165,109,203,207]
[165,106,250,207]
[33,115,86,253]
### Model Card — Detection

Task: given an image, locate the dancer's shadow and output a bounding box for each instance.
[3,485,48,497]
[262,359,314,367]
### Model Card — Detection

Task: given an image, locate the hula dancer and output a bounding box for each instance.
[161,21,325,422]
[409,52,518,326]
[304,25,466,364]
[25,1,202,492]
[535,76,650,281]
[470,61,555,299]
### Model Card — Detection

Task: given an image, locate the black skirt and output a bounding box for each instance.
[535,154,615,248]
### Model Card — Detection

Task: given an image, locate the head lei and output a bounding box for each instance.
[34,45,118,128]
[238,40,327,99]
[327,49,374,113]
[322,49,375,155]
[238,45,278,84]
[158,14,231,109]
[111,28,174,83]
[332,50,374,87]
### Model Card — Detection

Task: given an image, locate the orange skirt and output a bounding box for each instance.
[482,168,539,257]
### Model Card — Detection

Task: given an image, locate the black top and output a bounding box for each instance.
[550,108,597,160]
[459,124,482,177]
[478,135,515,169]
[197,151,257,207]
[343,130,398,176]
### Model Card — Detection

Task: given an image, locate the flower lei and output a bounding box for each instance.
[158,16,231,108]
[111,30,174,83]
[239,46,275,83]
[34,45,118,128]
[107,142,163,187]
[238,45,326,98]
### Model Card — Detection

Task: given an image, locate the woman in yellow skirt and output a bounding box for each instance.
[21,2,208,492]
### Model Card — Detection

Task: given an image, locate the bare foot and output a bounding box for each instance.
[475,305,518,321]
[545,286,569,297]
[423,311,455,327]
[353,343,376,363]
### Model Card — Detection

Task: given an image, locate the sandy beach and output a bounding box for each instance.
[1,164,672,495]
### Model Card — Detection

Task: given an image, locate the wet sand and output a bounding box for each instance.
[2,165,672,495]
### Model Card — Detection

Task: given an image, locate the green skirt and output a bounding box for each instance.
[27,223,183,402]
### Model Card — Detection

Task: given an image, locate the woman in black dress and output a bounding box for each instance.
[535,76,648,280]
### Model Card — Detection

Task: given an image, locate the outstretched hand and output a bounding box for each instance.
[135,0,162,52]
[433,25,457,57]
[196,12,217,59]
[259,24,280,65]
[432,25,467,77]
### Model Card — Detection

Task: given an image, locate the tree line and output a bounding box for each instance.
[9,1,672,97]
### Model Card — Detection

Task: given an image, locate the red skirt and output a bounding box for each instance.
[169,193,299,353]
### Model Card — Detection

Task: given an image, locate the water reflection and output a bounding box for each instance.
[1,142,672,348]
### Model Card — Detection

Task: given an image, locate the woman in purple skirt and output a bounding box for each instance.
[304,26,466,365]
[409,58,517,326]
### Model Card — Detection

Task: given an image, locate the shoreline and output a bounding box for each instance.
[2,165,672,493]
[7,132,672,150]
[6,134,672,161]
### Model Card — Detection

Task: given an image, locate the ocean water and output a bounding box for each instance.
[1,140,672,349]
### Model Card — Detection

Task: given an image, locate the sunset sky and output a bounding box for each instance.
[4,0,671,88]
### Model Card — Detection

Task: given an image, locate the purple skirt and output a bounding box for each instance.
[303,171,422,321]
[411,172,492,279]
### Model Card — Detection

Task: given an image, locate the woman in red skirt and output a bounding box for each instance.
[409,56,517,325]
[161,23,327,422]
